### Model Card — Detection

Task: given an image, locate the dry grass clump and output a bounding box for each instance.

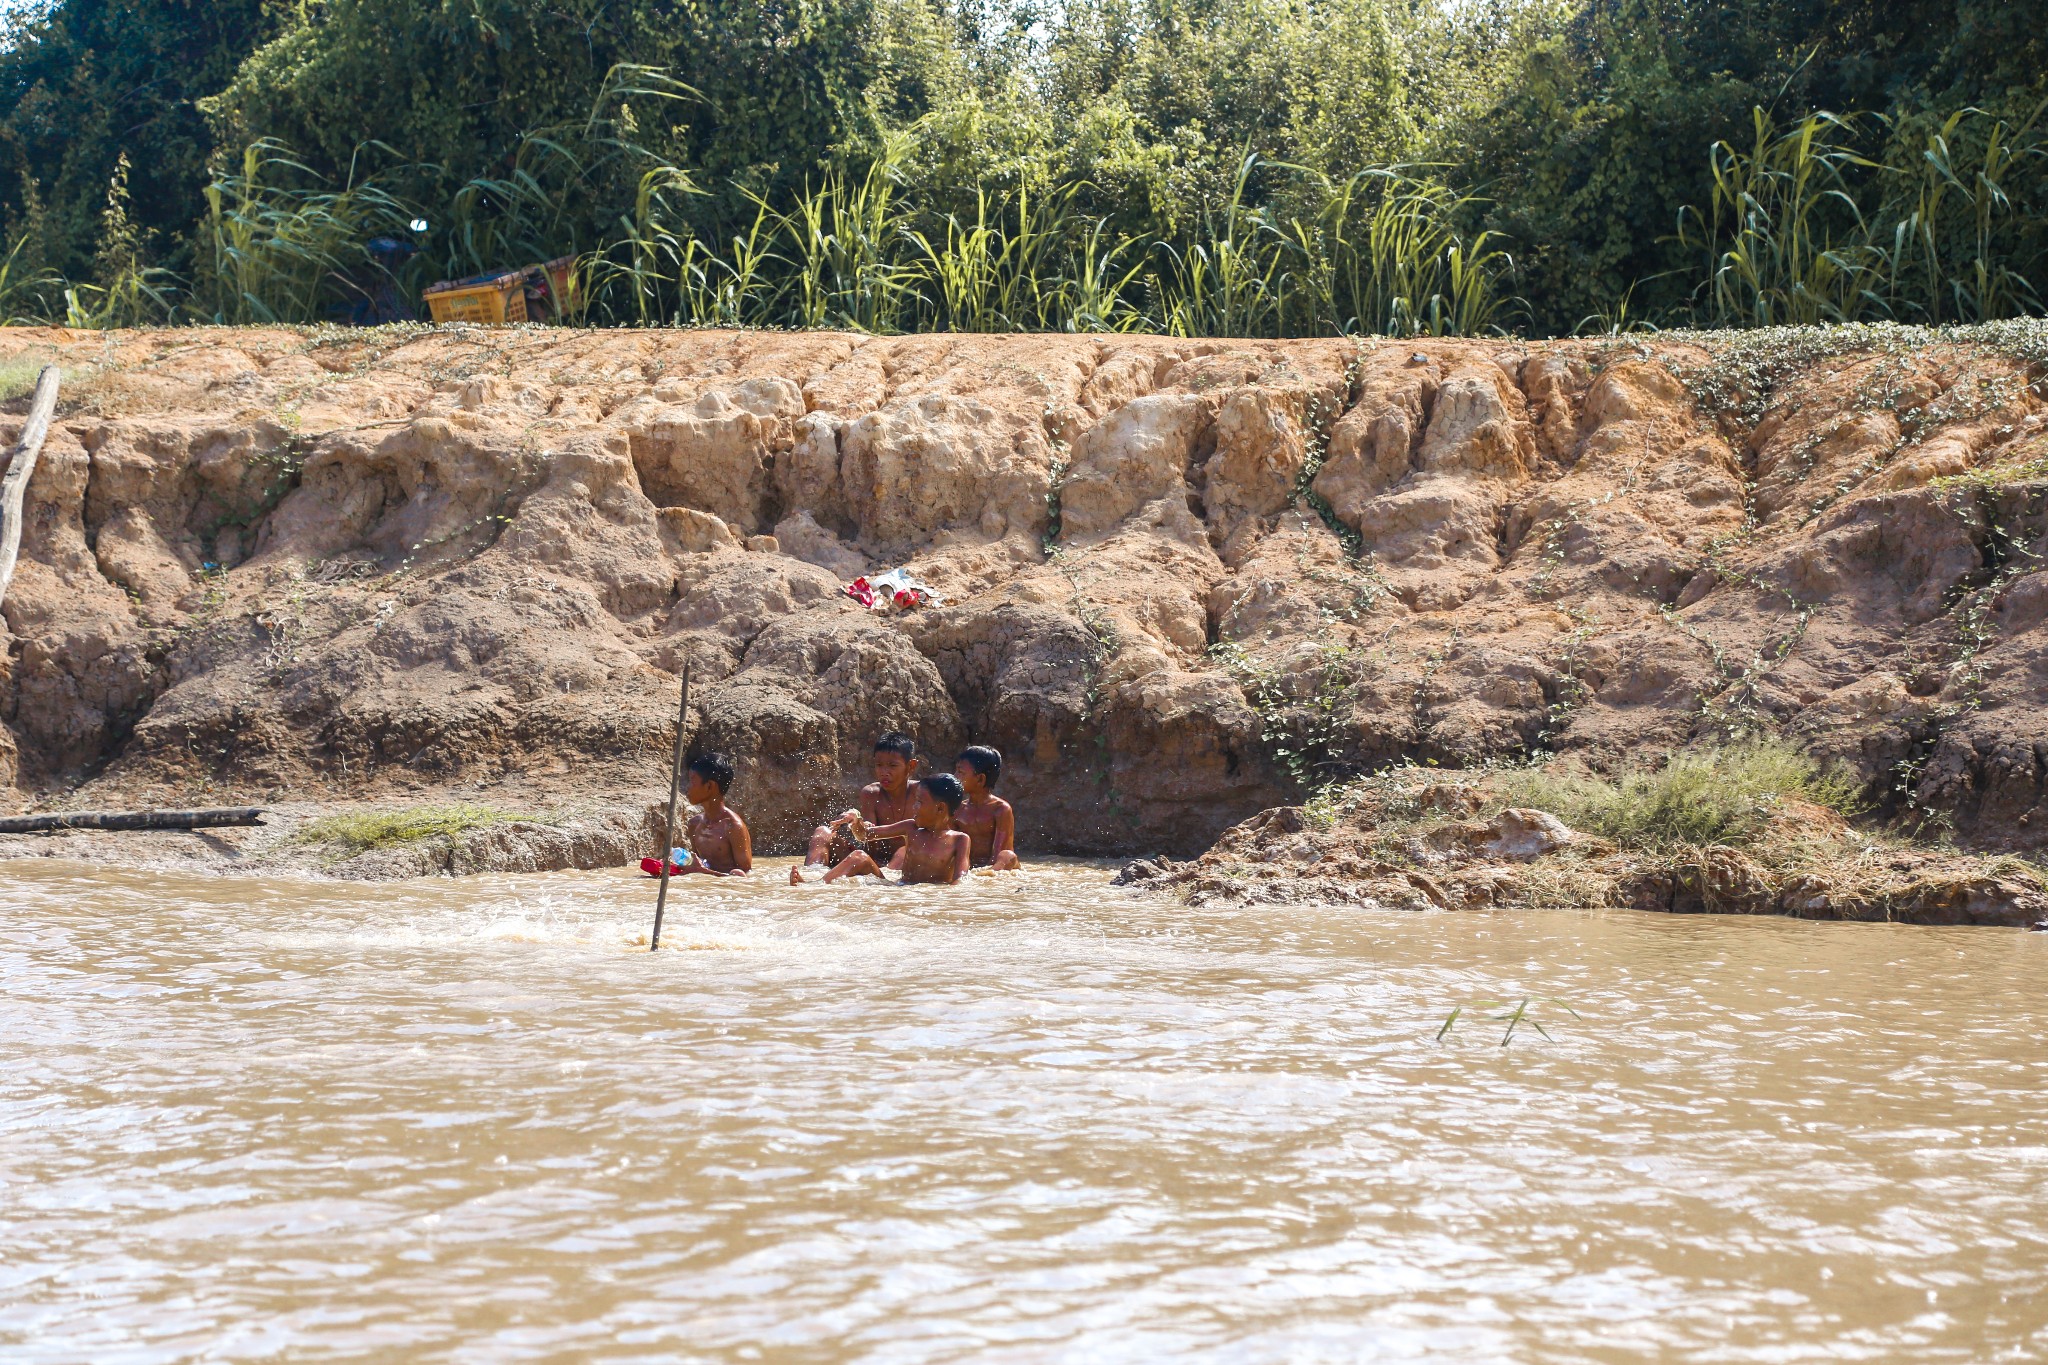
[0,351,179,418]
[1491,740,1863,852]
[295,803,512,856]
[0,354,53,401]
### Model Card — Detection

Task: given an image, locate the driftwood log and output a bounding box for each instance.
[0,364,60,610]
[0,807,267,835]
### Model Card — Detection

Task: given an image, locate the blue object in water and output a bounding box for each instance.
[670,847,693,868]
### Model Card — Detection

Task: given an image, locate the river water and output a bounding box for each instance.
[4,856,2045,1362]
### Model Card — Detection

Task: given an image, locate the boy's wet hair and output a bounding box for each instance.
[874,732,917,761]
[687,751,736,794]
[955,745,1002,788]
[919,773,966,813]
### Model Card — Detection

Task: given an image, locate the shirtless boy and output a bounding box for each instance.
[644,752,752,876]
[683,752,752,874]
[953,745,1021,870]
[792,732,920,882]
[819,774,973,885]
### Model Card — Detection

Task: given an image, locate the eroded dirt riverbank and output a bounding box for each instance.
[3,324,2048,909]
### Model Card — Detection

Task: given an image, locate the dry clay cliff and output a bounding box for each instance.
[3,323,2047,860]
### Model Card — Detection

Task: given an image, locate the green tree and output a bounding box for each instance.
[1452,0,2048,332]
[202,0,881,247]
[0,0,290,279]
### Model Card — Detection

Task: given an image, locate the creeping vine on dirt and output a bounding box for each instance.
[1887,484,2048,831]
[1212,638,1365,790]
[1291,352,1367,557]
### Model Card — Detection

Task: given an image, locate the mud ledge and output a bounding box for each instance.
[1117,767,2048,929]
[3,324,2048,866]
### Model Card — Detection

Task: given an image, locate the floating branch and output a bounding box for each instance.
[0,807,267,834]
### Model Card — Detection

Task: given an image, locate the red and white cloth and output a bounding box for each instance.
[843,567,942,612]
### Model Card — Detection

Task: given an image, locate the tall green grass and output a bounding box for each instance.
[538,131,1516,336]
[1890,102,2048,322]
[1679,102,2048,328]
[0,232,61,324]
[12,76,2039,337]
[0,98,1515,338]
[198,140,417,325]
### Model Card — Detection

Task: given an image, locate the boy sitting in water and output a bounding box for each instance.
[792,732,921,882]
[818,774,972,885]
[953,745,1021,870]
[642,752,752,877]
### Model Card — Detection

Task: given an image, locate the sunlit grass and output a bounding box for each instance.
[0,354,53,402]
[296,804,514,856]
[1492,740,1864,852]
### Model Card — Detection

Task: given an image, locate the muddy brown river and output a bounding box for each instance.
[3,857,2045,1361]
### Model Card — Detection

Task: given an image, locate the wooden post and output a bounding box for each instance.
[650,661,692,952]
[0,366,60,612]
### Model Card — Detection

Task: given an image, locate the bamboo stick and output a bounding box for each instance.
[0,366,60,612]
[649,661,692,951]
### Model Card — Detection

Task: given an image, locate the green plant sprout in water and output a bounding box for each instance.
[1437,997,1580,1046]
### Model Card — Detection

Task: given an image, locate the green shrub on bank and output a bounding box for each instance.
[1495,741,1863,851]
[1,0,2040,338]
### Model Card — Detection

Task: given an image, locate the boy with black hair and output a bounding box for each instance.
[953,745,1021,870]
[793,732,921,881]
[642,751,752,877]
[819,774,972,885]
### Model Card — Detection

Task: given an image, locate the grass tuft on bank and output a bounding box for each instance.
[1176,739,2047,922]
[296,804,514,856]
[1492,740,1864,851]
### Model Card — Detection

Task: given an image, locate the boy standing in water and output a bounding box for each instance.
[953,746,1021,870]
[643,752,752,876]
[820,774,973,884]
[792,732,921,883]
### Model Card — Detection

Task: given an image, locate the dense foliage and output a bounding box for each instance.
[0,0,2040,334]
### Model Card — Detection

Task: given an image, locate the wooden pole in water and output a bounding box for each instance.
[0,366,60,612]
[649,661,691,952]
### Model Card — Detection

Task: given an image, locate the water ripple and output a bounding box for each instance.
[3,857,2045,1362]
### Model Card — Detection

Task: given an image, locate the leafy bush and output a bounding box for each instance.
[1495,741,1864,850]
[0,0,2040,335]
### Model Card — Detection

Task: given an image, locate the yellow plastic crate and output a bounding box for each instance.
[423,271,529,325]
